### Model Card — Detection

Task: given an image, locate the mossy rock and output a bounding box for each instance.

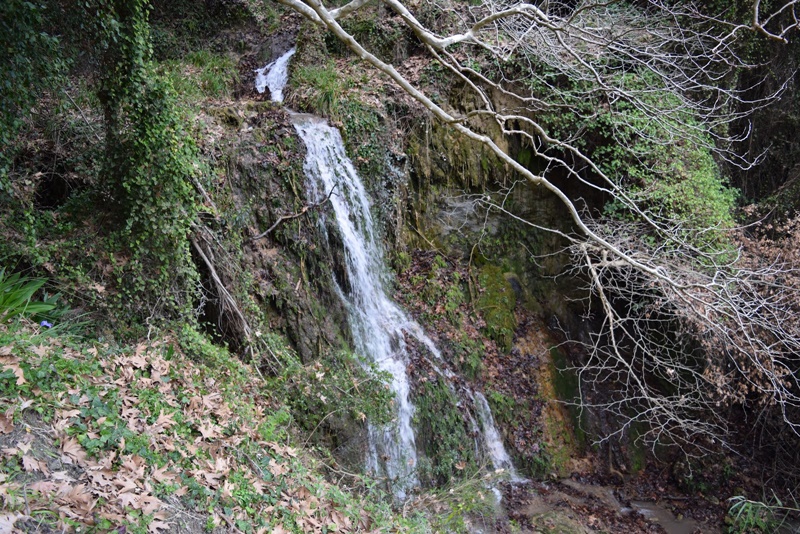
[210,106,243,129]
[413,376,477,486]
[476,264,517,352]
[548,345,587,454]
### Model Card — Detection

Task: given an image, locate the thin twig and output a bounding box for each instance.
[190,235,252,341]
[247,185,337,243]
[61,89,102,142]
[302,407,346,448]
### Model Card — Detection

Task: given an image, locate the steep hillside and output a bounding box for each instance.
[0,320,430,533]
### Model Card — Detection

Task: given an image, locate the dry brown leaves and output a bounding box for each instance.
[0,334,378,534]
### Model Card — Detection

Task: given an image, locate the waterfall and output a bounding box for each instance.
[294,116,426,498]
[254,47,295,102]
[259,47,519,500]
[473,392,520,480]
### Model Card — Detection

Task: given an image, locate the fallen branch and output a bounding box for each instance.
[246,185,337,243]
[190,233,252,342]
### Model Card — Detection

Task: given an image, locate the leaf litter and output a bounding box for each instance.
[0,326,392,533]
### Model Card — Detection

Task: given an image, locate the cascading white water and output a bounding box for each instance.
[254,47,295,102]
[473,392,519,479]
[294,115,425,499]
[259,47,519,500]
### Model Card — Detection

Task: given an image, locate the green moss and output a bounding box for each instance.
[476,265,517,352]
[549,346,586,451]
[413,377,477,486]
[209,106,243,129]
[517,146,533,168]
[450,333,484,381]
[627,421,647,474]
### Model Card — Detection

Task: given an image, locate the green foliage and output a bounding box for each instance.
[529,68,737,248]
[334,13,407,64]
[726,495,799,533]
[148,0,255,60]
[596,93,737,242]
[0,321,433,533]
[0,0,63,174]
[89,0,201,324]
[160,50,238,102]
[272,348,395,437]
[426,474,501,533]
[340,98,387,179]
[292,62,346,117]
[0,269,55,323]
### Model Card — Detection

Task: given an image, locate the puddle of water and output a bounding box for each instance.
[559,479,711,534]
[629,500,704,534]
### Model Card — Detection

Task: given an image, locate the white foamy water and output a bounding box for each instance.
[255,47,295,102]
[293,115,423,499]
[473,392,520,480]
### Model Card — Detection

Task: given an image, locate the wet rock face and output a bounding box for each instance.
[220,106,351,361]
[404,115,586,329]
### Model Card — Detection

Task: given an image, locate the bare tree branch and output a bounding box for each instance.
[277,0,800,453]
[246,185,336,243]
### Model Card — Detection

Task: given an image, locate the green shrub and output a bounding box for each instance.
[529,67,737,249]
[726,495,799,533]
[0,0,63,173]
[92,0,201,325]
[292,62,346,117]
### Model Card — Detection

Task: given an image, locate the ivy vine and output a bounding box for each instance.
[90,0,201,325]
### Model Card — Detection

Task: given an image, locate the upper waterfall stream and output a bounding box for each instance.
[259,48,518,499]
[254,47,295,102]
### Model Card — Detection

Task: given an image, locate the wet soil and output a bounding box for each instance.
[501,475,723,534]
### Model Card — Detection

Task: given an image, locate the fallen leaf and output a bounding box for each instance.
[197,421,220,440]
[148,520,170,533]
[151,465,177,483]
[50,471,76,482]
[22,454,48,474]
[0,512,27,532]
[60,437,87,466]
[1,361,25,385]
[29,480,58,494]
[0,412,12,434]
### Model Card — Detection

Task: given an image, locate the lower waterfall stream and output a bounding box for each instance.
[259,48,518,500]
